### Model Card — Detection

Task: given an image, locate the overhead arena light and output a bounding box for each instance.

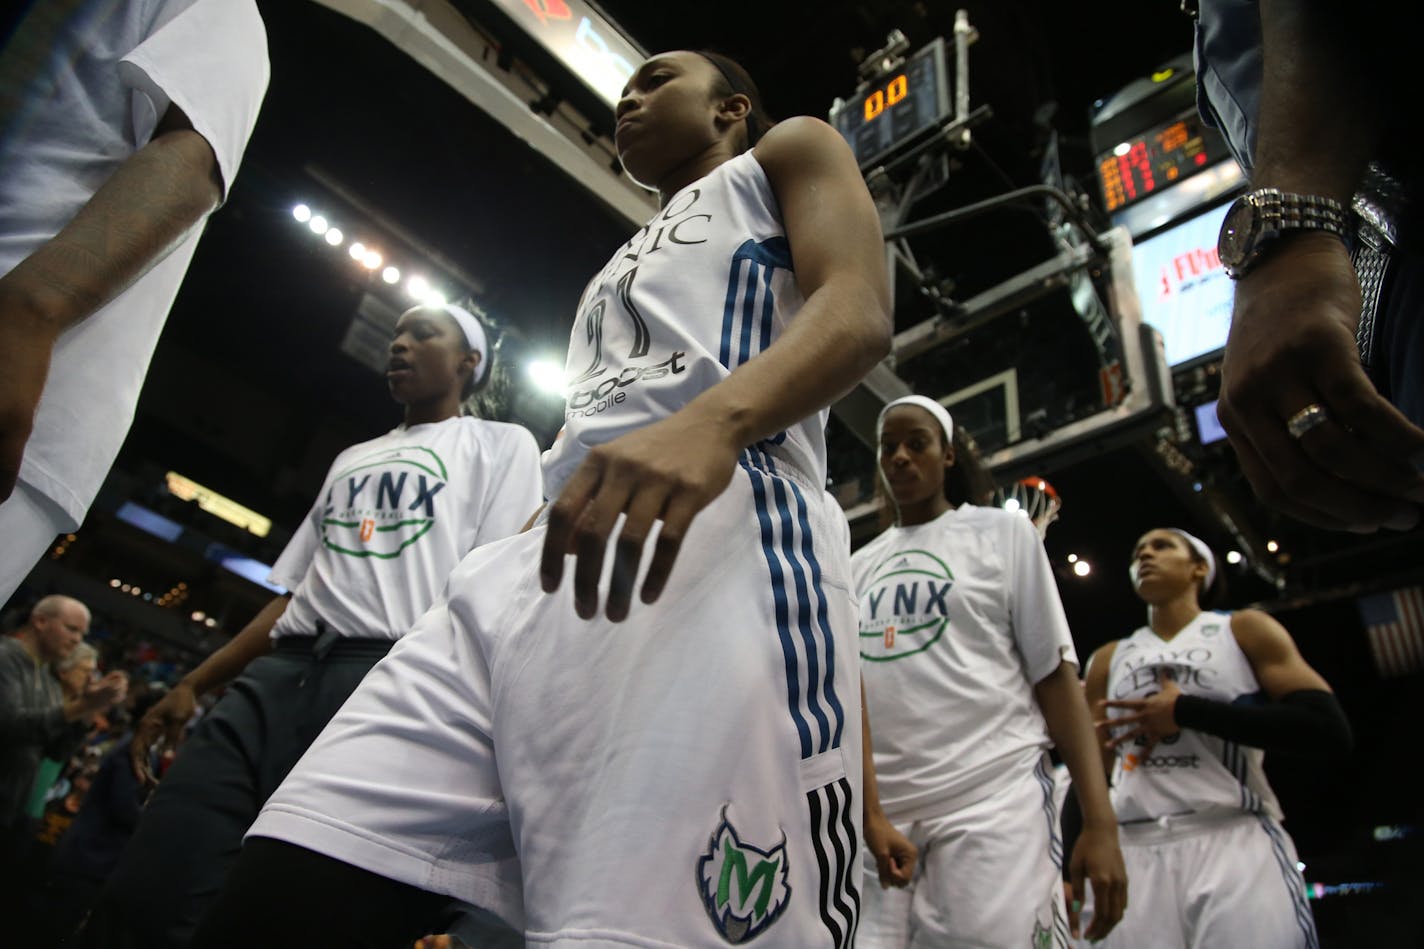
[308,214,329,236]
[382,266,400,284]
[1073,560,1091,577]
[325,227,343,246]
[407,275,429,300]
[349,241,366,260]
[1225,550,1244,565]
[362,249,382,270]
[527,359,566,396]
[292,204,312,223]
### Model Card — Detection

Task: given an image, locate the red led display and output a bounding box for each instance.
[1097,115,1228,212]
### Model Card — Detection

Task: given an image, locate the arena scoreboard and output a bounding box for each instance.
[1095,110,1233,213]
[830,38,952,169]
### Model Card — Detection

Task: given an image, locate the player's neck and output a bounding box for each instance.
[897,494,952,527]
[403,396,461,427]
[1147,596,1201,641]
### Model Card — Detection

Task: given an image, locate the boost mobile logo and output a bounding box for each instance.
[320,446,448,559]
[697,808,791,944]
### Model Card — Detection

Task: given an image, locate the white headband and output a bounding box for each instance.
[1168,529,1217,591]
[877,395,955,444]
[436,303,490,386]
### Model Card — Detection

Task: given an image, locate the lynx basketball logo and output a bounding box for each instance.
[320,446,448,558]
[859,549,955,662]
[697,808,791,944]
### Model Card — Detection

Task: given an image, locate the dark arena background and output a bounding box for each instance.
[4,1,1421,944]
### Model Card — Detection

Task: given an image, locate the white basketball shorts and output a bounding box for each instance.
[250,454,864,948]
[859,753,1070,949]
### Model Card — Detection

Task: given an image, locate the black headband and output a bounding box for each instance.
[696,52,764,145]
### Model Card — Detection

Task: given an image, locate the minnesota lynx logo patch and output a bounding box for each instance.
[697,808,791,943]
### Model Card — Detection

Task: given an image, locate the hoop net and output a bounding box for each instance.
[991,476,1062,539]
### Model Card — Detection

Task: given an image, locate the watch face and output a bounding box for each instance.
[1218,198,1257,269]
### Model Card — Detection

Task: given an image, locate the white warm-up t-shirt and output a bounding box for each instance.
[852,505,1078,819]
[0,0,269,526]
[270,418,543,641]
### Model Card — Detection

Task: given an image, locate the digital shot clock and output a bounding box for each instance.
[830,38,952,170]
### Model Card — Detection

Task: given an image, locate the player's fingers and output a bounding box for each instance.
[129,729,154,783]
[541,462,604,593]
[1105,728,1143,751]
[605,487,668,623]
[571,479,633,620]
[639,492,699,604]
[1226,426,1363,532]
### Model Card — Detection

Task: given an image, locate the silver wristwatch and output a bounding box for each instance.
[1217,188,1351,279]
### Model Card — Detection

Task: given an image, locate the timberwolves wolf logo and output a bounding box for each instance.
[320,446,448,558]
[697,808,791,943]
[859,549,955,662]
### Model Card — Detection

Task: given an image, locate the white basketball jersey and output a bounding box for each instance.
[1105,611,1283,823]
[270,417,542,641]
[541,150,822,495]
[851,505,1077,818]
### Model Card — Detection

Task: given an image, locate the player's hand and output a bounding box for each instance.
[1069,823,1127,941]
[540,408,741,622]
[0,286,59,502]
[1218,232,1424,532]
[1064,882,1081,939]
[130,682,197,785]
[1097,669,1182,754]
[864,810,916,888]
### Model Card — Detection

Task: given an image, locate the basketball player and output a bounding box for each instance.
[1080,528,1353,948]
[854,396,1127,948]
[189,50,891,948]
[78,304,542,948]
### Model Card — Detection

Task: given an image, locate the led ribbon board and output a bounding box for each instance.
[484,0,644,108]
[829,38,952,169]
[1096,110,1233,213]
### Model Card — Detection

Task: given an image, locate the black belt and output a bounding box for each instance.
[272,626,393,661]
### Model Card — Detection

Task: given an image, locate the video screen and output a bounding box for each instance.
[1130,201,1234,366]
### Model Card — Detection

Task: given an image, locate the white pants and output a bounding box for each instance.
[0,480,70,604]
[859,755,1069,949]
[252,458,864,947]
[1081,812,1317,949]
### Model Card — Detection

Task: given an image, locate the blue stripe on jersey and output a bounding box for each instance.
[747,466,814,758]
[771,478,833,752]
[719,237,792,371]
[785,478,845,749]
[1257,815,1321,949]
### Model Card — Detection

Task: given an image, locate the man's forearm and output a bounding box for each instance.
[0,122,220,337]
[180,595,289,696]
[1252,0,1383,199]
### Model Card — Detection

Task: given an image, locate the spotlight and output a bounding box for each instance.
[1003,498,1021,514]
[406,275,429,300]
[325,227,343,246]
[1266,540,1279,553]
[424,289,446,306]
[1226,550,1243,565]
[526,359,566,396]
[191,611,205,622]
[292,204,312,222]
[382,266,400,284]
[308,215,329,235]
[205,617,218,628]
[349,242,366,260]
[361,249,382,270]
[1067,554,1078,564]
[1073,560,1091,577]
[109,579,121,588]
[120,584,131,593]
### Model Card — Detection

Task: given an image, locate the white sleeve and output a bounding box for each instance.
[1006,512,1078,682]
[119,0,270,200]
[267,492,325,592]
[471,426,545,549]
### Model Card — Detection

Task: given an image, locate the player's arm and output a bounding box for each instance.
[1103,611,1352,758]
[0,104,223,501]
[1083,642,1119,778]
[1035,659,1126,940]
[540,117,891,621]
[130,594,289,784]
[861,681,916,888]
[1215,0,1424,530]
